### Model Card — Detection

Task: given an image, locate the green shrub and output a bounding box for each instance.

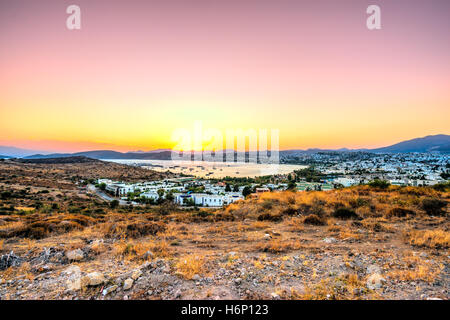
[257,212,282,222]
[386,207,415,218]
[368,179,390,189]
[333,207,359,220]
[422,198,447,216]
[302,214,326,225]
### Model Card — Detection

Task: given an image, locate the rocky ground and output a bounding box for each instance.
[0,160,448,300]
[1,213,448,300]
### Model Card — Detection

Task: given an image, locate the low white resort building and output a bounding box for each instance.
[174,193,244,207]
[97,178,245,207]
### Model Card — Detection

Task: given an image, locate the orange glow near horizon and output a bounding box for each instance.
[0,1,449,153]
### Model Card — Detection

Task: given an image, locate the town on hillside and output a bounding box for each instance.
[90,152,449,207]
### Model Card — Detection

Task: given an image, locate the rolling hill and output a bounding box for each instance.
[370,134,450,153]
[16,134,450,160]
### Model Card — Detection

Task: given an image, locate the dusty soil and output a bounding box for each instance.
[0,161,448,300]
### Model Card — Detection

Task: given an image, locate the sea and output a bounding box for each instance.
[106,159,306,179]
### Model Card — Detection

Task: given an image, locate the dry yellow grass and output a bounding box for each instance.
[405,229,450,249]
[337,227,362,240]
[288,274,370,300]
[113,238,173,260]
[249,221,270,230]
[388,254,444,283]
[256,239,303,253]
[285,217,305,232]
[14,207,34,212]
[175,254,208,279]
[1,262,34,281]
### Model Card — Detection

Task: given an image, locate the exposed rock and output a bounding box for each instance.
[0,251,22,271]
[366,273,386,290]
[142,251,154,260]
[140,261,152,270]
[131,270,142,281]
[66,249,84,262]
[271,292,280,300]
[173,289,182,299]
[366,265,382,275]
[322,237,337,244]
[123,278,133,290]
[64,266,82,291]
[102,285,118,296]
[82,272,105,287]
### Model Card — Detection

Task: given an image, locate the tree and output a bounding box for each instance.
[157,189,165,199]
[165,191,174,201]
[242,186,252,198]
[368,179,390,189]
[225,183,232,192]
[110,200,119,209]
[233,184,239,192]
[287,181,297,191]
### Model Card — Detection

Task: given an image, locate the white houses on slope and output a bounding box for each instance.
[98,178,245,207]
[174,193,244,207]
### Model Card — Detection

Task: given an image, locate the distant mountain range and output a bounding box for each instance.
[370,134,450,153]
[1,134,448,159]
[16,156,100,164]
[0,146,48,158]
[23,150,174,160]
[282,134,450,155]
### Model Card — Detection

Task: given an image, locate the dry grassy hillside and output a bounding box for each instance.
[0,180,449,300]
[0,158,171,189]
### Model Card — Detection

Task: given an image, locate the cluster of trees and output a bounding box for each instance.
[224,183,240,192]
[293,167,326,183]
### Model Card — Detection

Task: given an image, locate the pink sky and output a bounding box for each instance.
[0,0,449,152]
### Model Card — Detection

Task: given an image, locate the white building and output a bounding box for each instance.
[140,192,160,200]
[173,193,240,207]
[333,177,358,187]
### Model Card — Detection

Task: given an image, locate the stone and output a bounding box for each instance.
[174,289,182,298]
[0,251,22,271]
[102,285,118,296]
[66,277,82,291]
[271,292,280,300]
[366,265,381,275]
[63,265,81,275]
[143,251,154,260]
[123,278,133,290]
[82,272,106,287]
[140,261,152,270]
[366,273,386,290]
[66,249,84,261]
[192,274,201,281]
[131,270,142,280]
[322,237,337,244]
[65,265,82,291]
